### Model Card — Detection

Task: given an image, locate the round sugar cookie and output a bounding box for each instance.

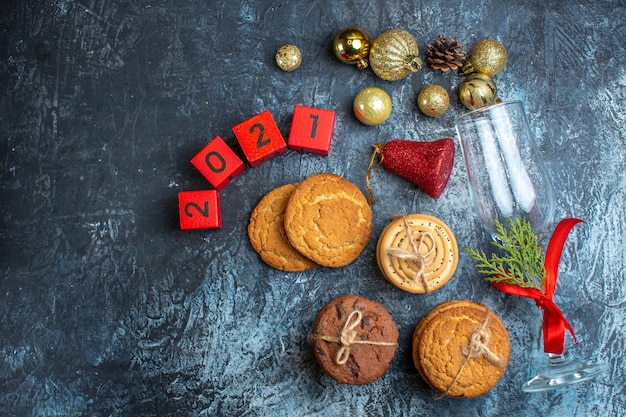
[312,294,399,385]
[412,300,510,398]
[284,173,372,268]
[248,183,318,272]
[376,214,458,293]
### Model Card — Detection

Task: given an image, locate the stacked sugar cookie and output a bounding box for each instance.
[412,300,511,397]
[248,172,372,271]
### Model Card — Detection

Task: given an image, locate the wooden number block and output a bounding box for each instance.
[287,105,336,156]
[178,190,222,230]
[191,136,245,190]
[232,110,288,167]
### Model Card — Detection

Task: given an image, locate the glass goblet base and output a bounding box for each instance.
[522,348,608,392]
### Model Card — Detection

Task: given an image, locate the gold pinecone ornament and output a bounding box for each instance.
[425,35,466,74]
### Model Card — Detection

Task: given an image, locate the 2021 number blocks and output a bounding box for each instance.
[180,106,336,230]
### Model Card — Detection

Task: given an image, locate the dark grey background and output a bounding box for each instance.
[1,0,625,416]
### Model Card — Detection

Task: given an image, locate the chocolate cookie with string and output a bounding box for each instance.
[311,294,399,385]
[376,214,458,294]
[412,300,510,398]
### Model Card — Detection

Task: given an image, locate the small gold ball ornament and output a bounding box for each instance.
[333,27,370,70]
[353,87,392,126]
[417,85,450,117]
[275,44,302,72]
[369,29,422,81]
[462,38,507,76]
[459,73,498,110]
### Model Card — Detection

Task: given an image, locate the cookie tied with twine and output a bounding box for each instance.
[412,300,510,398]
[376,214,458,294]
[312,294,399,385]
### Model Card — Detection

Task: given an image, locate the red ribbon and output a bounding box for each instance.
[492,218,582,354]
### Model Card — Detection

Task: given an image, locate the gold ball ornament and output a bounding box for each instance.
[369,29,422,81]
[459,73,498,110]
[353,87,392,126]
[333,27,370,70]
[275,44,302,72]
[462,38,507,76]
[417,85,449,117]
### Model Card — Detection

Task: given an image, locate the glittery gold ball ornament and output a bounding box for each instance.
[417,85,450,117]
[459,73,498,110]
[461,38,507,76]
[275,44,302,72]
[369,29,422,81]
[353,87,392,125]
[333,27,370,70]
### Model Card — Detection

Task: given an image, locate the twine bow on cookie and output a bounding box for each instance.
[461,315,506,368]
[314,309,397,365]
[387,215,436,292]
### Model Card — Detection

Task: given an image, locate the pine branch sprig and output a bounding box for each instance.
[465,218,547,291]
